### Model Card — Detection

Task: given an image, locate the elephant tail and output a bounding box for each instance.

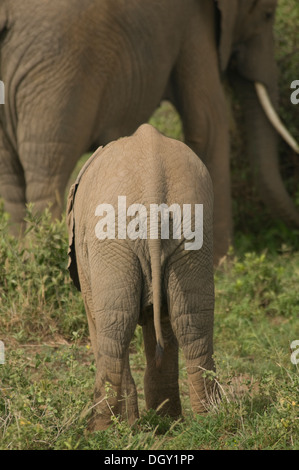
[148,237,164,368]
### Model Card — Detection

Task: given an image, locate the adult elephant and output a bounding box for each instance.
[0,0,297,262]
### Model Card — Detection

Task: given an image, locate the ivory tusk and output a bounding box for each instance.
[255,82,299,154]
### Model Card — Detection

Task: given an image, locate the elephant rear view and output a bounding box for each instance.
[67,124,217,431]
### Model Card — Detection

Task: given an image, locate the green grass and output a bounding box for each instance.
[1,0,299,450]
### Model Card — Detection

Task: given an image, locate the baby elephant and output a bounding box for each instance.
[67,124,218,431]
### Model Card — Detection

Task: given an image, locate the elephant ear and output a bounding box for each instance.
[66,148,103,291]
[216,0,238,72]
[66,181,81,291]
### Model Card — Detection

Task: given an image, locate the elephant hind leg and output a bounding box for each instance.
[118,349,139,425]
[20,141,79,223]
[170,302,218,414]
[166,251,218,414]
[89,346,139,432]
[86,250,142,431]
[142,307,182,418]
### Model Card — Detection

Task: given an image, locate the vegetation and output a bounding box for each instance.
[0,0,298,450]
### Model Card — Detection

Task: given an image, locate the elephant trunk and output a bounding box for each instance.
[236,76,299,227]
[148,236,164,367]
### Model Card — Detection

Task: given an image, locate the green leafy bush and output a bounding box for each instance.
[0,202,86,341]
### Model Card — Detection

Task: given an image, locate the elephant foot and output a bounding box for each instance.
[150,397,182,419]
[87,388,139,432]
[188,373,221,415]
[87,408,140,432]
[87,390,117,431]
[87,410,114,432]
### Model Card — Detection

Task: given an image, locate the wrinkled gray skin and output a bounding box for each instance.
[1,0,297,263]
[67,124,217,430]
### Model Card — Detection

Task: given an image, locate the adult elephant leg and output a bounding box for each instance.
[234,76,299,227]
[19,141,75,222]
[142,307,181,418]
[86,243,141,431]
[0,127,26,234]
[17,79,97,224]
[194,99,232,266]
[174,48,232,263]
[182,105,232,264]
[167,247,218,414]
